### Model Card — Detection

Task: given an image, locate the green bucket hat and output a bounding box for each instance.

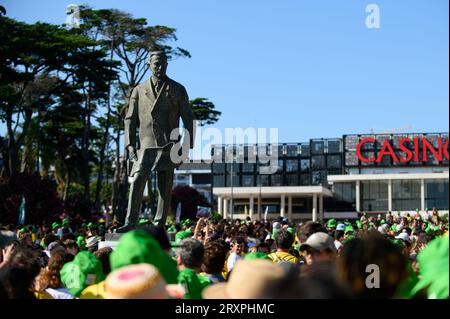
[109,230,179,284]
[52,222,60,230]
[244,252,271,261]
[410,236,449,299]
[76,236,86,249]
[60,251,105,297]
[344,226,354,235]
[175,229,192,243]
[327,219,337,228]
[62,218,70,226]
[380,219,386,225]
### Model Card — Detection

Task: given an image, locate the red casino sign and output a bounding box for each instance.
[356,137,449,163]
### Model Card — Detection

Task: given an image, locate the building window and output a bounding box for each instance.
[242,175,254,187]
[311,156,325,169]
[260,175,270,186]
[271,174,283,186]
[300,174,310,185]
[326,182,356,212]
[192,174,212,185]
[361,180,389,212]
[213,175,225,187]
[286,145,299,157]
[311,171,326,185]
[300,159,310,172]
[426,180,449,210]
[311,140,325,154]
[327,155,342,169]
[286,159,298,172]
[286,174,299,186]
[242,163,255,173]
[392,180,421,211]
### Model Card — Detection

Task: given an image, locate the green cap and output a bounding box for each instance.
[327,219,337,228]
[425,223,434,234]
[76,236,86,249]
[19,227,27,234]
[109,230,179,284]
[181,219,193,226]
[62,218,70,226]
[244,252,271,261]
[52,222,60,230]
[287,227,295,236]
[380,219,386,225]
[175,229,192,243]
[138,218,149,225]
[411,236,449,299]
[344,226,354,235]
[391,224,397,232]
[60,251,105,297]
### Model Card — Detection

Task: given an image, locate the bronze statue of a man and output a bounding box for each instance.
[115,51,194,233]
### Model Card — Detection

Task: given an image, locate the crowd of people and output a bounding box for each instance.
[0,208,448,299]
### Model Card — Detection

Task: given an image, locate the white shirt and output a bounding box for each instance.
[227,252,243,273]
[45,288,76,299]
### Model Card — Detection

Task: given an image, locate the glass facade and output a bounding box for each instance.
[426,179,449,210]
[361,181,389,211]
[392,180,421,211]
[211,139,344,188]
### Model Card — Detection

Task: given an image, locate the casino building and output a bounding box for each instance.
[210,132,449,221]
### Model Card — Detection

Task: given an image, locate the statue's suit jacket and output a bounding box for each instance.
[125,77,194,174]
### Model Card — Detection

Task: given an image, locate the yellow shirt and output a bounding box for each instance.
[79,281,106,299]
[268,251,299,264]
[35,290,53,299]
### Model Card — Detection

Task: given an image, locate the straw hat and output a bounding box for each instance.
[202,259,285,299]
[105,263,185,299]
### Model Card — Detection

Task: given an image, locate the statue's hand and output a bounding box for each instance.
[128,146,138,161]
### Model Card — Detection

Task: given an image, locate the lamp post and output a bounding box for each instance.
[230,158,234,223]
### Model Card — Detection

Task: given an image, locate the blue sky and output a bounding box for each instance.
[2,0,449,144]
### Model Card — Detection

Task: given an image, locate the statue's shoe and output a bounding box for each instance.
[114,224,135,233]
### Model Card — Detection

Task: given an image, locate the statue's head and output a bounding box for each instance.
[148,51,168,79]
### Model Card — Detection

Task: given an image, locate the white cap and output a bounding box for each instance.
[395,232,410,243]
[378,226,387,234]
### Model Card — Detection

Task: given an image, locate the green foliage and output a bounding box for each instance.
[190,98,221,126]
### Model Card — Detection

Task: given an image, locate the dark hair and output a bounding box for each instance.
[231,236,245,245]
[94,247,113,275]
[0,244,41,299]
[202,241,228,274]
[43,234,59,248]
[275,229,294,250]
[338,232,408,299]
[334,230,345,241]
[177,239,204,269]
[297,221,327,243]
[136,224,171,250]
[39,250,71,289]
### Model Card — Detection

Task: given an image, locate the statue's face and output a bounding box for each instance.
[150,55,168,78]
